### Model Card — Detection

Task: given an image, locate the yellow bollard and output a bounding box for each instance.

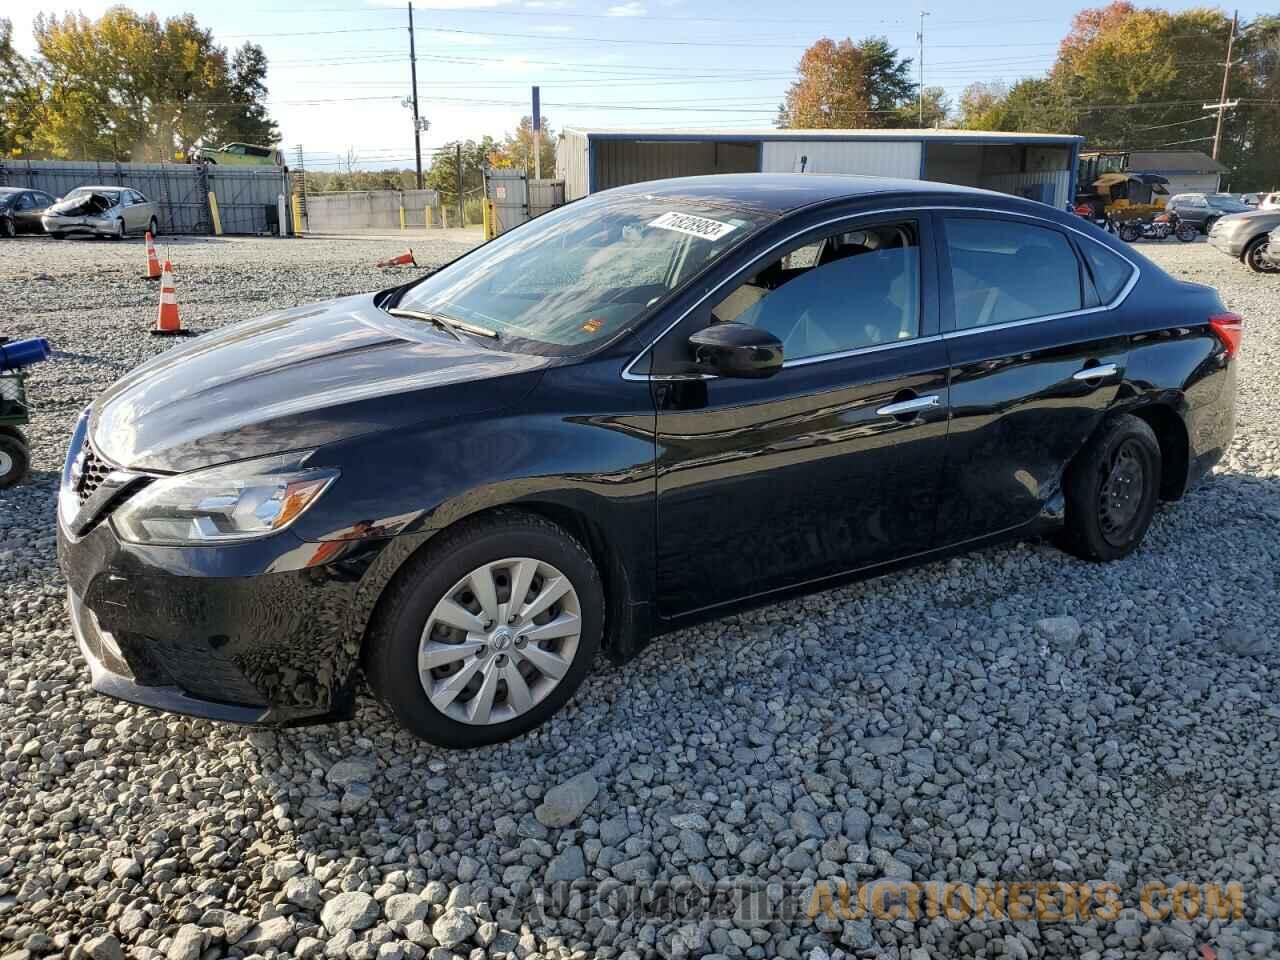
[399,205,406,231]
[208,191,223,236]
[425,206,433,228]
[291,194,304,235]
[481,198,491,240]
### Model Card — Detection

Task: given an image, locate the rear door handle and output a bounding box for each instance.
[876,395,942,418]
[1072,362,1119,382]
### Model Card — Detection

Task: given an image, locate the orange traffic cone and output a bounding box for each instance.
[376,247,416,268]
[141,231,162,280]
[151,259,186,336]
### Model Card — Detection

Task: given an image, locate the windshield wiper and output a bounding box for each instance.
[387,307,500,341]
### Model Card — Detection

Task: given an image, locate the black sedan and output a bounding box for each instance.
[0,187,58,237]
[58,175,1240,747]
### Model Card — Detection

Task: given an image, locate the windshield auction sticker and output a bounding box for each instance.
[648,211,738,241]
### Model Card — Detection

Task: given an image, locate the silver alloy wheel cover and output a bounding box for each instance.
[418,557,582,725]
[0,449,12,476]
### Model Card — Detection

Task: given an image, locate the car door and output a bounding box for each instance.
[647,214,951,618]
[934,210,1132,546]
[12,192,39,231]
[125,191,145,231]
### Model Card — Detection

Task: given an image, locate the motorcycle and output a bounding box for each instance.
[1117,211,1198,244]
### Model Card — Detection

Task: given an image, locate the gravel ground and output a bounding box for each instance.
[0,235,1277,960]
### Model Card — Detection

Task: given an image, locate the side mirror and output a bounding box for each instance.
[688,322,783,379]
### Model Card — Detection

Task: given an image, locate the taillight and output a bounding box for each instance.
[1209,313,1243,358]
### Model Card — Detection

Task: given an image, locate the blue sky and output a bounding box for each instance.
[10,0,1265,171]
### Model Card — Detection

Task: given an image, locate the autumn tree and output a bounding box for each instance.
[25,8,277,161]
[0,18,44,158]
[426,137,500,213]
[488,116,557,177]
[777,37,916,129]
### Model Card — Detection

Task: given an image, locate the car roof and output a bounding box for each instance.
[0,187,26,194]
[73,185,125,191]
[601,173,1039,215]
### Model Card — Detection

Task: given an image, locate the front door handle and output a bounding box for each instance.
[1072,362,1119,382]
[876,394,941,418]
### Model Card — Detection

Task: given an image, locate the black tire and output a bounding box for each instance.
[0,433,31,489]
[0,217,14,239]
[149,216,159,237]
[1243,236,1279,274]
[365,511,604,748]
[1203,216,1219,235]
[1118,224,1141,243]
[112,218,126,240]
[49,232,64,240]
[1176,223,1198,242]
[1058,414,1162,562]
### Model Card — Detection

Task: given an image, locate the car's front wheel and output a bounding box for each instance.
[1243,236,1279,274]
[1058,414,1162,562]
[149,216,159,237]
[113,217,126,239]
[0,217,14,239]
[365,512,603,747]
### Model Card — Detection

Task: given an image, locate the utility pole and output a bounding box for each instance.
[532,85,541,180]
[917,11,929,127]
[1207,10,1238,161]
[408,1,423,189]
[456,142,464,226]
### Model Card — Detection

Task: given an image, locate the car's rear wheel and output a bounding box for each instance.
[0,432,30,489]
[1058,414,1162,562]
[1244,236,1279,274]
[365,511,603,747]
[149,216,159,237]
[0,217,14,239]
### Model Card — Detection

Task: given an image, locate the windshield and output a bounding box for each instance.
[66,188,119,204]
[394,193,775,354]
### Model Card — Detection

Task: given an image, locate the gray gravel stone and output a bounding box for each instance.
[321,892,381,935]
[534,772,600,827]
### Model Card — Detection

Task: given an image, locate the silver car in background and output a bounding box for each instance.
[41,186,159,239]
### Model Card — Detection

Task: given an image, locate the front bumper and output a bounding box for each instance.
[41,215,116,236]
[58,493,388,726]
[1207,229,1245,257]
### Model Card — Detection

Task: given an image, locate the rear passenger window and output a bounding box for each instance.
[1079,241,1133,303]
[945,218,1083,330]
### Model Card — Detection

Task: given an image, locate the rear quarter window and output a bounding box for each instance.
[1079,241,1134,304]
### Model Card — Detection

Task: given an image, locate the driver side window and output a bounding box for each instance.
[709,221,921,362]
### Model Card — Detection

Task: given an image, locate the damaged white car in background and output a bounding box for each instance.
[41,186,159,239]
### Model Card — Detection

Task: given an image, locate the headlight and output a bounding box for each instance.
[113,453,338,546]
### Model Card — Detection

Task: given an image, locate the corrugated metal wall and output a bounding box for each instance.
[0,158,289,234]
[760,140,921,178]
[589,140,757,193]
[556,131,590,200]
[982,170,1071,207]
[304,189,441,233]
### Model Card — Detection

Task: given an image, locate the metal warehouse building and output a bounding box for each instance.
[556,128,1083,208]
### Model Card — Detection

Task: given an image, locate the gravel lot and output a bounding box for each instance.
[0,234,1277,960]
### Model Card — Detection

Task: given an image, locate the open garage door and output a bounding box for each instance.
[590,139,758,193]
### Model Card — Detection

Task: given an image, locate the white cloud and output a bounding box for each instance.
[606,2,646,16]
[524,0,573,8]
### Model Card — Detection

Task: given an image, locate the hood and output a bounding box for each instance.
[91,293,553,472]
[49,193,115,217]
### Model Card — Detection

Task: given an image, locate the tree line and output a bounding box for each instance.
[778,2,1280,190]
[0,10,277,162]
